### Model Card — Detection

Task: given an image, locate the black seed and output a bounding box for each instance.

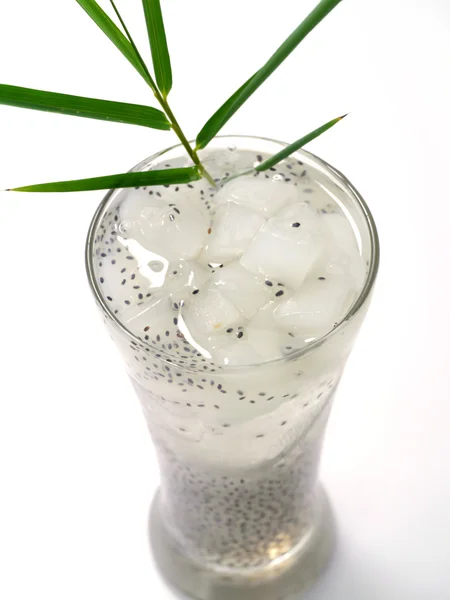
[318,276,326,280]
[265,280,273,287]
[99,277,104,284]
[256,154,263,162]
[106,296,113,301]
[291,222,301,228]
[192,289,199,295]
[275,290,284,297]
[237,331,244,339]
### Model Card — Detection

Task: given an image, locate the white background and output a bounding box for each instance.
[1,1,450,598]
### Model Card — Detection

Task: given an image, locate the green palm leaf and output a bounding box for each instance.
[76,0,152,86]
[196,74,256,150]
[256,114,347,171]
[8,167,200,193]
[0,84,170,129]
[196,0,342,149]
[142,0,173,97]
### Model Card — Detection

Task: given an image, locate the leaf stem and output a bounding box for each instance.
[159,97,216,187]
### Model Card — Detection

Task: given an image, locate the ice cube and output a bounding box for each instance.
[320,212,360,256]
[189,321,247,360]
[246,301,305,360]
[240,203,323,289]
[315,212,367,289]
[245,326,284,360]
[273,275,354,336]
[119,186,208,260]
[212,342,262,366]
[164,261,209,306]
[199,202,265,266]
[184,287,241,335]
[250,301,278,329]
[119,292,174,343]
[215,175,300,217]
[319,250,367,289]
[211,262,271,319]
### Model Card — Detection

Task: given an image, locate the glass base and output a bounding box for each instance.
[149,485,335,600]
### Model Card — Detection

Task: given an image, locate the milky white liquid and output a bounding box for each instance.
[90,143,370,571]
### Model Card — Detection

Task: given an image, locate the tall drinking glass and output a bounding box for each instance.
[86,136,379,600]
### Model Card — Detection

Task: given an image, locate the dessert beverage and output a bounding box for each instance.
[86,136,378,599]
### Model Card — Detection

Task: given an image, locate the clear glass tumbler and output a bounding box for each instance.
[86,136,379,600]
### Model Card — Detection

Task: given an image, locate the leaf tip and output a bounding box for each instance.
[338,113,349,120]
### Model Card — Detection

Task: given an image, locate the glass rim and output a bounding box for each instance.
[85,134,380,369]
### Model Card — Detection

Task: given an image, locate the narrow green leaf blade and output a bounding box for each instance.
[196,74,257,150]
[196,0,342,147]
[8,167,200,193]
[142,0,173,97]
[0,84,170,130]
[256,114,347,172]
[76,0,152,85]
[108,0,157,91]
